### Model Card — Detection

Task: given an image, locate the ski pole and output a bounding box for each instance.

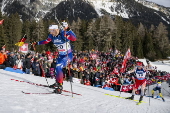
[148,84,150,106]
[68,63,74,97]
[163,88,170,95]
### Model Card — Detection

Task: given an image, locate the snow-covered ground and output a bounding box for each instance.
[0,59,170,113]
[138,58,170,73]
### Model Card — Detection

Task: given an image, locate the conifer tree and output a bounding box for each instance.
[154,22,170,58]
[0,12,6,48]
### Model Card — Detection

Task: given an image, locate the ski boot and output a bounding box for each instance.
[49,83,57,88]
[53,83,63,94]
[139,96,143,103]
[151,94,154,98]
[126,95,134,100]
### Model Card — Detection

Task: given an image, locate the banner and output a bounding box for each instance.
[19,43,28,53]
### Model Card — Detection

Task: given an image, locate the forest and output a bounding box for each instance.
[0,12,170,60]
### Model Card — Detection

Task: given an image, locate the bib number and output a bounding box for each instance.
[56,45,63,49]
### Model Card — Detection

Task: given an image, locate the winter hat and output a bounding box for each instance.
[136,62,143,66]
[10,52,14,54]
[49,25,58,29]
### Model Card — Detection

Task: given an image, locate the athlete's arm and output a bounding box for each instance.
[65,29,77,41]
[37,34,52,45]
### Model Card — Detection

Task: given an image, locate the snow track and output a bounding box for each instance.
[0,69,170,113]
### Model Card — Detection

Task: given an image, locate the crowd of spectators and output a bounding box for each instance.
[0,47,169,91]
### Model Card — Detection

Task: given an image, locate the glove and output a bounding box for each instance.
[30,41,37,51]
[31,41,37,46]
[61,22,70,31]
[62,22,68,28]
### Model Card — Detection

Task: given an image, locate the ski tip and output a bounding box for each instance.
[136,102,142,105]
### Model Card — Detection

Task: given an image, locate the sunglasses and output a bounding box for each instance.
[49,29,55,32]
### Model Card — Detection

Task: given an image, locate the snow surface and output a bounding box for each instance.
[0,59,170,113]
[89,1,129,18]
[138,58,170,73]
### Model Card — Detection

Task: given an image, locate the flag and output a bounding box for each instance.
[91,53,97,59]
[113,67,119,75]
[15,34,27,46]
[109,77,118,85]
[120,48,131,73]
[120,84,134,92]
[0,19,4,25]
[114,49,119,55]
[2,44,5,50]
[161,76,168,81]
[120,85,129,92]
[146,80,153,85]
[128,84,134,91]
[19,43,28,53]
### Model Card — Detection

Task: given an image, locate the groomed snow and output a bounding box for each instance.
[0,59,170,113]
[138,58,170,73]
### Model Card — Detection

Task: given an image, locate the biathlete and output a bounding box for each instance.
[33,22,76,93]
[126,61,147,103]
[151,80,165,102]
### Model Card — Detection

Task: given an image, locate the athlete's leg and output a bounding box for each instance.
[140,81,146,96]
[55,53,73,84]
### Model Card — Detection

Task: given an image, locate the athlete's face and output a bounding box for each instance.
[137,66,142,69]
[49,29,59,36]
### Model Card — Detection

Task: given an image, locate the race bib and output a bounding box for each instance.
[136,72,146,78]
[54,42,71,53]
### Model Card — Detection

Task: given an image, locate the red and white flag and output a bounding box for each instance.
[91,54,97,59]
[120,84,134,92]
[128,84,134,91]
[113,67,119,75]
[120,48,131,73]
[2,44,5,50]
[19,43,28,53]
[0,19,4,25]
[146,80,153,85]
[120,85,129,92]
[109,77,118,85]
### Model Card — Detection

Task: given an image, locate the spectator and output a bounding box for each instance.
[6,52,16,68]
[15,54,24,69]
[23,53,32,74]
[0,48,7,69]
[32,58,41,76]
[123,76,132,85]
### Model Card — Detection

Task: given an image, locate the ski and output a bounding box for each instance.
[11,79,82,96]
[105,94,147,103]
[146,96,165,102]
[136,102,142,105]
[22,91,70,96]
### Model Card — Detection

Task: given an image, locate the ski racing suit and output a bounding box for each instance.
[152,81,164,99]
[132,67,146,96]
[37,30,76,84]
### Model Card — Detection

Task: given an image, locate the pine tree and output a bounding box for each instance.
[71,20,83,51]
[5,13,22,51]
[85,20,95,50]
[0,11,6,48]
[32,19,45,52]
[135,22,145,58]
[22,20,30,44]
[143,32,156,61]
[154,22,170,58]
[114,16,123,52]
